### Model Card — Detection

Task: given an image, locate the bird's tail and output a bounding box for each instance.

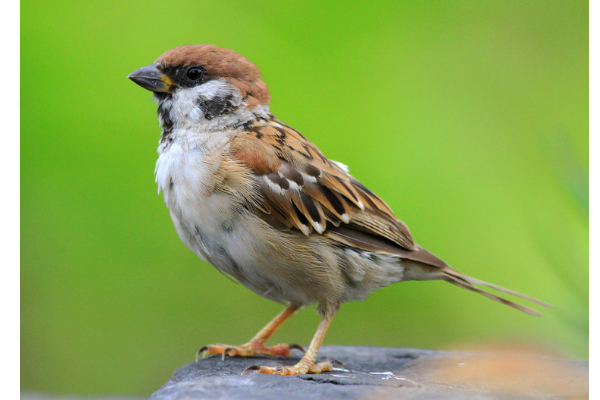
[443,270,553,317]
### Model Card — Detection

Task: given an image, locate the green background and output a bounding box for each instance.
[22,0,588,396]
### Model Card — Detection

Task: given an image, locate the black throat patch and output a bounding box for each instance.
[155,93,174,144]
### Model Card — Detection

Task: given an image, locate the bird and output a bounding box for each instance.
[127,45,552,376]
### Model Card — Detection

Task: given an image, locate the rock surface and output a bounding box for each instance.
[149,346,588,400]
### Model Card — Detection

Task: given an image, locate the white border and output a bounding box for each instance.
[7,0,20,398]
[589,0,595,396]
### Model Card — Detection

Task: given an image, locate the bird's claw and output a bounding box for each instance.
[222,346,235,361]
[241,365,262,375]
[288,344,306,354]
[195,342,304,361]
[195,346,209,361]
[240,359,342,375]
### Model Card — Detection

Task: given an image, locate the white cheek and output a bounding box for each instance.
[186,106,203,121]
[197,79,232,99]
[170,87,201,120]
[170,79,237,121]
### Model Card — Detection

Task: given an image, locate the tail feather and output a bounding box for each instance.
[464,276,553,308]
[444,271,553,317]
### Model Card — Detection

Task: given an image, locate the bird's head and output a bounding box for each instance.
[128,45,271,128]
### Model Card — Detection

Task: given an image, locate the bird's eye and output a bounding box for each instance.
[186,67,204,81]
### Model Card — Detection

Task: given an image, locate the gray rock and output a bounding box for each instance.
[150,346,588,400]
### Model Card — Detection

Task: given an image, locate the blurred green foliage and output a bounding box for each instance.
[21,0,588,396]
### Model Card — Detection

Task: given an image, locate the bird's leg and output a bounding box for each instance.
[242,313,342,375]
[197,305,304,360]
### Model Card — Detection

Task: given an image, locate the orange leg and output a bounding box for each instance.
[196,305,304,360]
[242,314,342,375]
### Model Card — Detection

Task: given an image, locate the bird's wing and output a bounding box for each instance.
[229,119,553,316]
[230,118,418,253]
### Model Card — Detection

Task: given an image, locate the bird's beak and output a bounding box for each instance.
[127,64,173,93]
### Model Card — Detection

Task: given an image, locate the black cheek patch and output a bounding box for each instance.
[196,93,236,120]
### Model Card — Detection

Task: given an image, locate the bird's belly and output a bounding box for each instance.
[168,198,312,306]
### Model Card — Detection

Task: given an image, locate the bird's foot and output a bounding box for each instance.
[196,341,305,361]
[242,359,343,375]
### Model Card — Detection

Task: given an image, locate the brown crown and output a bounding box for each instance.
[157,45,270,108]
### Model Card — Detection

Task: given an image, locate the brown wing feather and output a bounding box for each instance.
[230,118,416,251]
[228,119,552,316]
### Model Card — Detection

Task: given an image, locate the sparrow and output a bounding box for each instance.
[127,45,552,376]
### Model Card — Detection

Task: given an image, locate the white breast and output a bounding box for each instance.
[155,128,233,262]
